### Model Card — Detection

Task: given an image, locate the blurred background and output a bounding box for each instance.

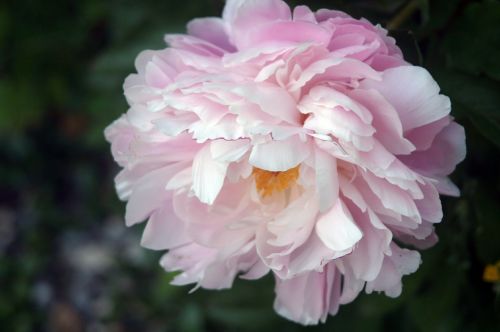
[1,0,500,331]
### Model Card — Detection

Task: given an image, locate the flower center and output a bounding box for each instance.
[252,166,300,198]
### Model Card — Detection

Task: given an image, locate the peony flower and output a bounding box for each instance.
[105,0,466,325]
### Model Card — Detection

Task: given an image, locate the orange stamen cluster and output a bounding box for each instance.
[483,261,500,283]
[252,165,300,198]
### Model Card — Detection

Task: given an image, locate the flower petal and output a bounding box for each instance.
[187,17,236,52]
[141,205,190,250]
[249,135,310,172]
[274,264,339,325]
[315,149,339,212]
[125,163,185,226]
[315,199,363,251]
[191,144,229,205]
[361,66,451,131]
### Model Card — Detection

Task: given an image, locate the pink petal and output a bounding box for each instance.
[125,163,185,226]
[365,244,421,298]
[349,88,415,155]
[361,66,451,132]
[223,0,292,48]
[405,116,451,151]
[316,199,363,251]
[315,149,339,212]
[361,171,420,221]
[415,181,443,223]
[187,17,236,52]
[273,264,339,325]
[249,135,311,172]
[191,144,229,205]
[400,122,466,177]
[231,82,301,124]
[141,205,190,250]
[344,207,392,281]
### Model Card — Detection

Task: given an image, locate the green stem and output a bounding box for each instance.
[387,0,420,30]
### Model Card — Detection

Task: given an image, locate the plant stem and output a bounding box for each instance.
[387,0,420,30]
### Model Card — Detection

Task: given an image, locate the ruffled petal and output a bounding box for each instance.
[249,135,311,172]
[361,66,451,132]
[191,144,229,204]
[316,199,362,252]
[274,264,340,325]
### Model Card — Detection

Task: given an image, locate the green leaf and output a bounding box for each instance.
[434,70,500,118]
[468,112,500,149]
[443,1,500,81]
[473,186,500,263]
[433,69,500,148]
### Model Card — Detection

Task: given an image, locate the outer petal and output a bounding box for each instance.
[285,231,348,277]
[273,264,340,325]
[361,171,420,221]
[361,66,451,132]
[365,244,421,298]
[125,163,185,226]
[243,21,332,48]
[348,88,415,155]
[344,207,392,281]
[223,0,292,48]
[187,17,236,52]
[141,205,190,250]
[405,116,451,151]
[400,122,466,177]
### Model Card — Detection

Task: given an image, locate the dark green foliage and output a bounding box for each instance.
[1,0,499,331]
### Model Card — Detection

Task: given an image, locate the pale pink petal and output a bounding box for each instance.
[349,88,415,155]
[315,149,339,212]
[125,163,185,226]
[210,139,250,162]
[152,113,197,136]
[293,5,317,23]
[315,9,351,21]
[243,21,332,47]
[160,243,217,286]
[400,122,466,177]
[365,244,421,297]
[361,66,451,132]
[223,0,292,48]
[405,116,451,151]
[191,144,229,204]
[415,181,443,223]
[316,199,363,251]
[231,82,301,124]
[344,207,392,281]
[338,264,365,304]
[361,171,420,221]
[240,259,270,280]
[187,17,236,52]
[285,231,348,277]
[141,205,190,250]
[249,135,310,172]
[274,264,339,325]
[435,176,461,197]
[266,191,318,249]
[164,34,227,57]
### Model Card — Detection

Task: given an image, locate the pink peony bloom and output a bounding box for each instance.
[105,0,466,325]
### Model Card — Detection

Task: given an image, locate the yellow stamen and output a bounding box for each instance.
[252,165,300,198]
[483,261,500,283]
